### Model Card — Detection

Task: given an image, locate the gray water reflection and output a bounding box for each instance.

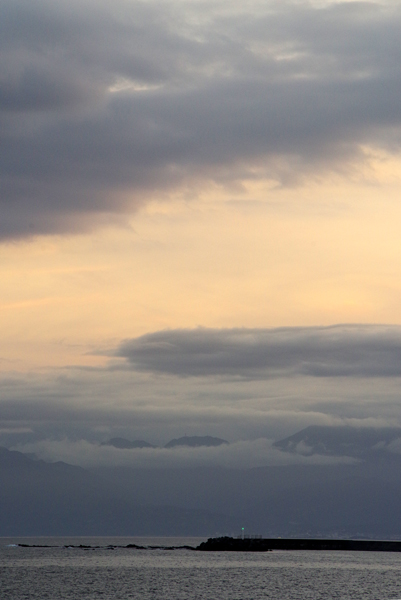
[1,537,401,599]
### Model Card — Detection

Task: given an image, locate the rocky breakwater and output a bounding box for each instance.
[197,537,272,552]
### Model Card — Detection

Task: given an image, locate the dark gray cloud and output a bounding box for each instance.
[116,325,401,378]
[2,0,401,238]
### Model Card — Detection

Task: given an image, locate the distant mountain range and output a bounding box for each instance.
[274,425,401,459]
[164,436,229,448]
[3,425,401,537]
[102,435,229,449]
[102,427,401,457]
[101,438,155,449]
[0,446,235,536]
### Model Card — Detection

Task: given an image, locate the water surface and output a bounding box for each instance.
[1,536,401,599]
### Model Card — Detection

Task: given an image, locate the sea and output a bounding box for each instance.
[1,536,401,599]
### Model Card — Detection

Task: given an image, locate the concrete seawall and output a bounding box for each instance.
[197,537,401,552]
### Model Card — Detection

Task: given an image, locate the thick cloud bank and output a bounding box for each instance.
[116,324,401,378]
[2,0,401,238]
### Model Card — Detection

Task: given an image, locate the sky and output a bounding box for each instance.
[2,0,401,467]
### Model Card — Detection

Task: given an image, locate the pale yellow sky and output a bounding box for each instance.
[2,153,401,371]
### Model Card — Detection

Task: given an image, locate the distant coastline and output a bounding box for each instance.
[13,536,401,552]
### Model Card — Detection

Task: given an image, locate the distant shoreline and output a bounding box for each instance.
[11,537,401,552]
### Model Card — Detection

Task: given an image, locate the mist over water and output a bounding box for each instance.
[2,537,401,600]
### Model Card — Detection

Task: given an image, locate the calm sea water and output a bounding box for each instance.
[1,536,401,599]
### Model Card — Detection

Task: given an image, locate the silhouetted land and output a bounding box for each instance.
[16,537,401,552]
[197,537,401,552]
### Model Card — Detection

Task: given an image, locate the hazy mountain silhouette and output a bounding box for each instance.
[4,425,401,538]
[100,436,229,449]
[0,446,235,536]
[164,436,229,448]
[101,438,155,449]
[274,425,401,459]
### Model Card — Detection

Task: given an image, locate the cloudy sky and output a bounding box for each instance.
[2,0,401,466]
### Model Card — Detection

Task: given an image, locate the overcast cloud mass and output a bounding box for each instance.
[2,0,401,237]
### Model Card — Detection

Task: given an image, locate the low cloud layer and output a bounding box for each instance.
[2,0,401,238]
[116,324,401,378]
[12,437,358,469]
[2,324,401,466]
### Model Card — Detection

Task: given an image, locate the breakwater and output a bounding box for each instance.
[196,536,401,552]
[15,537,401,553]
